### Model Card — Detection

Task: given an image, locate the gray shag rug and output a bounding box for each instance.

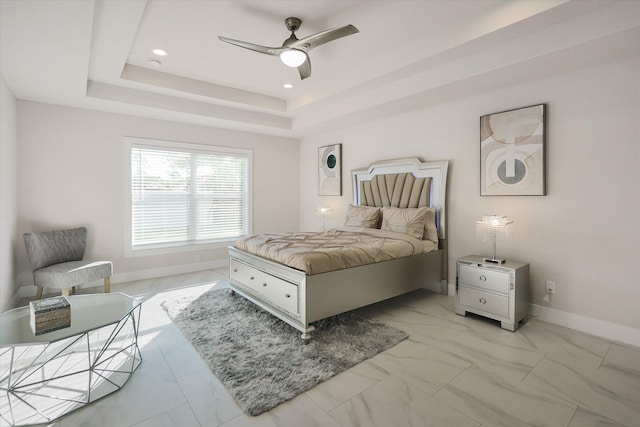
[162,287,408,416]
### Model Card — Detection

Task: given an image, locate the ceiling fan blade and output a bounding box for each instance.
[218,36,286,56]
[292,25,359,50]
[298,57,311,80]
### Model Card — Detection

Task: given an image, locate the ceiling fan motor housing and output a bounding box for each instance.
[284,17,302,33]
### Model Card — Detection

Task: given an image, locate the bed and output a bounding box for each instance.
[228,157,448,339]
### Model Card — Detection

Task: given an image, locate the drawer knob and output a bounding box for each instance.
[479,297,487,304]
[262,283,267,287]
[479,275,487,282]
[285,294,291,298]
[233,268,238,272]
[250,276,255,280]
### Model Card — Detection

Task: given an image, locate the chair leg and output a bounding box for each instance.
[35,286,43,300]
[62,288,70,297]
[104,277,111,293]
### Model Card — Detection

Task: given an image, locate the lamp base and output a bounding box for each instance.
[483,257,506,264]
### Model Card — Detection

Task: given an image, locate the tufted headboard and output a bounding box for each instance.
[351,158,449,240]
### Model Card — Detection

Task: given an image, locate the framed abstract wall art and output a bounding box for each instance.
[480,104,546,196]
[318,143,342,196]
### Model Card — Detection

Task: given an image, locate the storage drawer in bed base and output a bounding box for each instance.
[228,283,315,339]
[229,258,299,316]
[228,249,316,339]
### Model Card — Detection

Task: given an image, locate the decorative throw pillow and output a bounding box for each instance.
[422,207,439,243]
[381,206,428,239]
[344,204,381,228]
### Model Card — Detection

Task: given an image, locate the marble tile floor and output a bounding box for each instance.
[13,269,640,427]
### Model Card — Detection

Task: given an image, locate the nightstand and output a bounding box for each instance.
[455,255,529,331]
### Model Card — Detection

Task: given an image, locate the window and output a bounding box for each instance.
[125,137,252,254]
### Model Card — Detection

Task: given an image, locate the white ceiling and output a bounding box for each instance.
[1,0,639,138]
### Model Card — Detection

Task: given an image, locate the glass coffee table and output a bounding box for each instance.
[0,293,142,426]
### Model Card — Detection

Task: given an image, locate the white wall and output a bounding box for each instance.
[0,75,18,310]
[16,102,299,293]
[300,55,640,331]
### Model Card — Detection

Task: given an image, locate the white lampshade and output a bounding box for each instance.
[476,215,514,263]
[280,49,306,67]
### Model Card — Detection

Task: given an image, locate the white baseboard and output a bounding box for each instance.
[529,303,640,348]
[11,272,639,348]
[447,282,456,297]
[111,259,228,284]
[9,259,229,308]
[447,284,639,348]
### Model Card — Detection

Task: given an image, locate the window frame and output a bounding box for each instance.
[124,137,253,257]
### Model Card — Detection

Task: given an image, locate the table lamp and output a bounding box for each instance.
[318,207,330,231]
[475,215,514,264]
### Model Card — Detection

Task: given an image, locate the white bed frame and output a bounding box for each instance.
[228,158,448,339]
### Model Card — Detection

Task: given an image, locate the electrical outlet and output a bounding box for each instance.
[546,280,556,294]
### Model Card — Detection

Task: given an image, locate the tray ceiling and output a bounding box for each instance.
[1,0,638,137]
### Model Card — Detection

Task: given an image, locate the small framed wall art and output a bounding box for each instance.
[480,104,546,196]
[318,143,342,196]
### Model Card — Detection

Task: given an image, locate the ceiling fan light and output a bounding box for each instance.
[280,49,306,67]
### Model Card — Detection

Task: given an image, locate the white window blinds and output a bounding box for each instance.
[130,141,250,251]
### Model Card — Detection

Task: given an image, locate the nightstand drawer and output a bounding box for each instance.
[459,264,510,293]
[458,286,509,318]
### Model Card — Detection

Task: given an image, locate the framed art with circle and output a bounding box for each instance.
[318,143,342,196]
[480,104,546,196]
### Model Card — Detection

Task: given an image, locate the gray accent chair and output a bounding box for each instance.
[23,227,112,299]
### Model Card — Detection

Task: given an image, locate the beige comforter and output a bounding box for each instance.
[233,226,436,274]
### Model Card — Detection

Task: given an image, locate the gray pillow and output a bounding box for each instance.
[422,207,439,243]
[344,204,381,228]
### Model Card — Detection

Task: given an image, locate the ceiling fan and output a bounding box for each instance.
[218,17,359,80]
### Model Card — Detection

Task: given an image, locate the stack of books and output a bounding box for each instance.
[29,296,71,335]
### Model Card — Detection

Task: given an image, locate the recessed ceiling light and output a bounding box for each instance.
[283,83,294,89]
[152,48,167,56]
[148,59,162,67]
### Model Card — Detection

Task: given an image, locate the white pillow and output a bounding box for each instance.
[380,207,428,239]
[344,204,381,228]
